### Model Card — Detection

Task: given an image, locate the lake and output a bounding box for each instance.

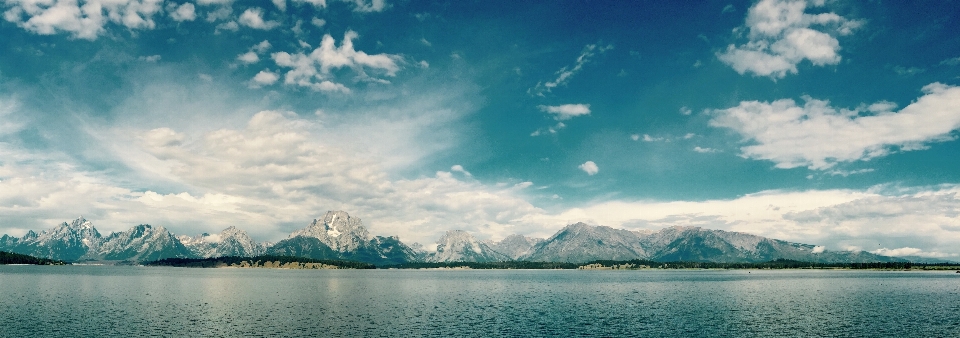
[1,266,958,337]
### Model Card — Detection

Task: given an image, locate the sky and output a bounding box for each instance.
[1,0,960,258]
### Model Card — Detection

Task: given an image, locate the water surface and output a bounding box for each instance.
[1,266,958,337]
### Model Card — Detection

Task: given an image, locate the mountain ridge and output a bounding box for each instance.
[0,212,935,264]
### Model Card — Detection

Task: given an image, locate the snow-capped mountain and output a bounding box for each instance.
[179,226,266,258]
[490,234,543,260]
[426,230,510,263]
[635,226,904,263]
[90,224,192,262]
[273,210,419,265]
[522,223,903,263]
[0,217,103,261]
[0,213,910,264]
[289,211,368,253]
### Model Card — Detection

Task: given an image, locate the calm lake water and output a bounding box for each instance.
[1,266,958,337]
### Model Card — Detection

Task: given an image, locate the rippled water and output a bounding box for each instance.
[1,266,958,337]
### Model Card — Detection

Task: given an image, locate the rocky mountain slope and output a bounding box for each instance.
[0,217,102,261]
[426,230,509,263]
[270,211,419,265]
[489,234,543,260]
[0,213,914,264]
[522,223,650,262]
[178,226,266,258]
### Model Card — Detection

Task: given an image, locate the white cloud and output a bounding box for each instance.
[941,56,960,66]
[679,106,693,115]
[139,55,161,62]
[693,146,718,153]
[537,104,591,120]
[717,0,862,78]
[252,40,272,53]
[272,0,287,11]
[347,0,386,12]
[530,122,565,137]
[250,70,280,87]
[642,134,663,142]
[811,245,825,254]
[271,30,401,93]
[578,161,599,175]
[197,0,234,5]
[450,165,471,177]
[168,2,196,21]
[630,134,640,141]
[237,51,259,64]
[292,0,386,12]
[238,7,279,30]
[871,247,953,258]
[3,0,165,40]
[709,83,960,170]
[293,0,328,8]
[311,17,325,27]
[529,43,613,96]
[215,21,239,33]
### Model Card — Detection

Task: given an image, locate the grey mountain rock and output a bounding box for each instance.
[290,211,368,253]
[265,236,339,260]
[179,226,266,258]
[426,230,510,263]
[91,224,192,262]
[522,223,649,263]
[0,217,103,261]
[490,234,544,260]
[639,226,902,263]
[283,211,419,265]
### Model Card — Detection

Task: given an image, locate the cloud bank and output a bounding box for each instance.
[709,83,960,170]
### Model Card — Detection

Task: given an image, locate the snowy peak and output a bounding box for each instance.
[180,226,265,258]
[427,230,509,263]
[290,210,369,252]
[94,224,191,262]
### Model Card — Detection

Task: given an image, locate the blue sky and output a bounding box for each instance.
[2,0,960,257]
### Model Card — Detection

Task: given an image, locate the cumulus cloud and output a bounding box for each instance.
[709,83,960,170]
[168,2,196,22]
[717,0,862,78]
[238,7,279,30]
[538,104,591,120]
[578,161,599,175]
[3,0,165,39]
[250,70,280,88]
[271,30,401,93]
[693,146,718,153]
[237,52,259,64]
[529,43,613,96]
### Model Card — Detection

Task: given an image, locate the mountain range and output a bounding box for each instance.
[0,211,927,264]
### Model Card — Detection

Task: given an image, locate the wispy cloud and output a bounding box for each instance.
[529,43,613,96]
